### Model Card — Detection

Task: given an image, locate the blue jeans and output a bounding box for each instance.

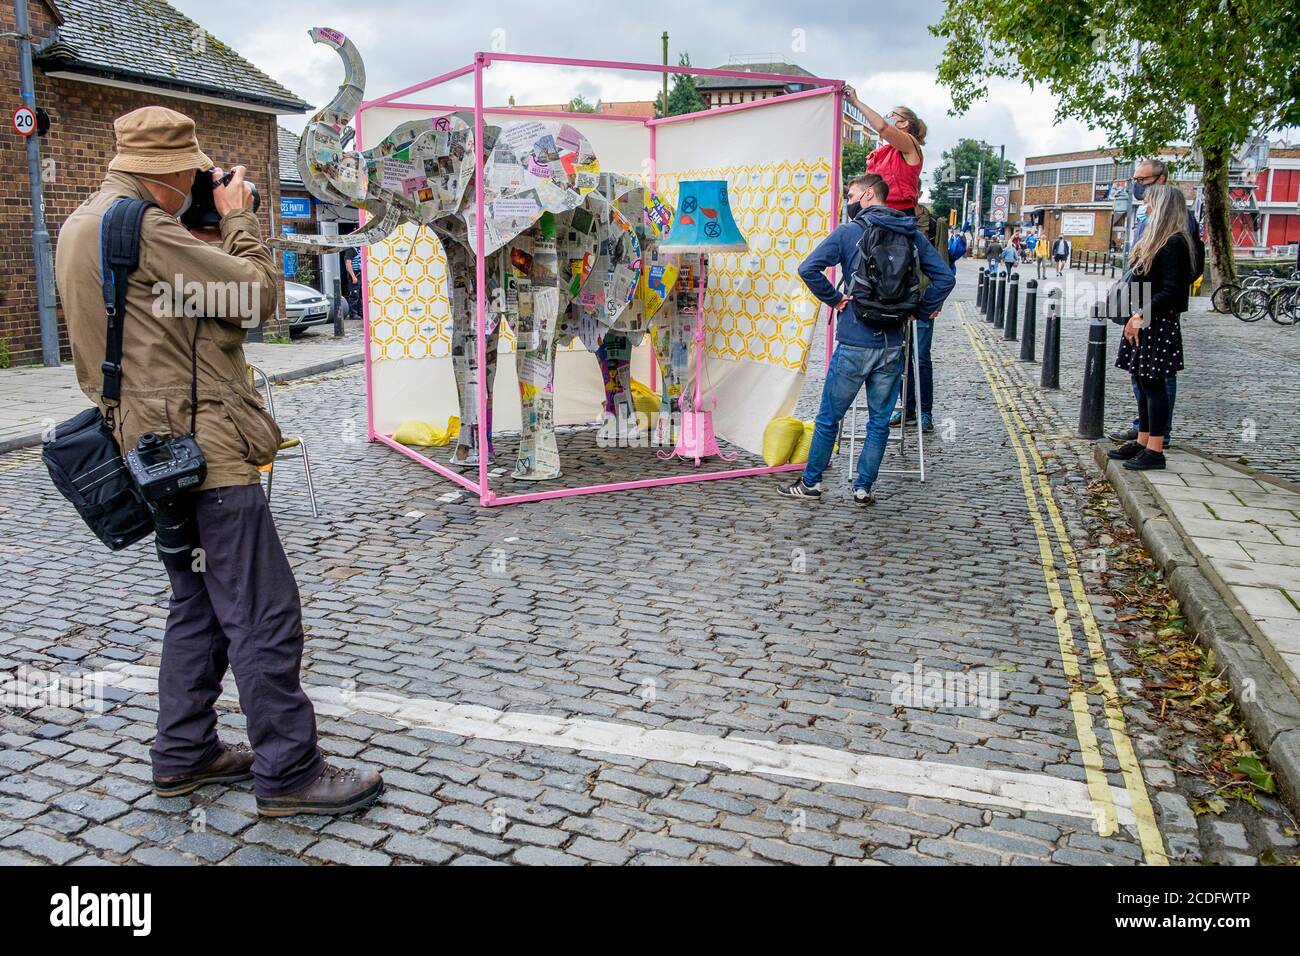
[1130,374,1176,440]
[803,342,905,490]
[903,318,934,416]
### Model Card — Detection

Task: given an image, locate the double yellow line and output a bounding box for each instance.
[961,307,1167,866]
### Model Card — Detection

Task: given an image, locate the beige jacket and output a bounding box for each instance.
[55,172,282,491]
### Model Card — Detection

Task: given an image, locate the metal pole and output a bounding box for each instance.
[661,32,669,115]
[1041,290,1060,389]
[985,266,998,322]
[974,159,983,244]
[976,266,986,309]
[16,0,60,366]
[1078,304,1107,438]
[1020,279,1038,361]
[1004,271,1019,340]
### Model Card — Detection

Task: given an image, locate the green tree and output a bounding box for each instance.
[566,95,597,114]
[655,53,707,118]
[928,138,1018,223]
[931,0,1300,283]
[841,141,870,182]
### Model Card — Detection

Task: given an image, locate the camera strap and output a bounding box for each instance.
[99,197,157,431]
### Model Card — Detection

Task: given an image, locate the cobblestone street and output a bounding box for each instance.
[1,273,1296,866]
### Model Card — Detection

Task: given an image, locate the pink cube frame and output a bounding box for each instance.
[356,51,846,506]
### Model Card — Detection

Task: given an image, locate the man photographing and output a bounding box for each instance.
[54,106,381,816]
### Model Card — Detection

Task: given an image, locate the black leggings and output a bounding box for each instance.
[1134,375,1170,439]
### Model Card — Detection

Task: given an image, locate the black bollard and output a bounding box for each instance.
[1004,272,1020,341]
[1077,305,1107,438]
[985,268,998,322]
[1020,279,1038,361]
[1041,291,1061,389]
[976,266,986,309]
[993,270,1007,328]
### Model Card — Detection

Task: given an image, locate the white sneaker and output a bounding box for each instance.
[853,487,876,506]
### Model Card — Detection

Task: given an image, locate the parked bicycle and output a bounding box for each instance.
[1211,269,1300,325]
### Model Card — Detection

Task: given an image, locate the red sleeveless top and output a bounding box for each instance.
[866,142,923,211]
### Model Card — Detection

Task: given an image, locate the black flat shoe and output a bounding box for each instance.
[1107,441,1144,460]
[1123,449,1166,471]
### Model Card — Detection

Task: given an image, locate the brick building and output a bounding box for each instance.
[1021,144,1300,257]
[2,0,310,365]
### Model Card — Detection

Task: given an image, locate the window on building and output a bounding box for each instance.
[1026,169,1057,188]
[1058,165,1091,185]
[1094,163,1115,183]
[1112,161,1134,181]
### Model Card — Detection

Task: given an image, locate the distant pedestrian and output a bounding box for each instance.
[1106,184,1192,472]
[1051,235,1071,275]
[1035,230,1050,278]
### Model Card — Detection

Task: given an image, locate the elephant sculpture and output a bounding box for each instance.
[277,27,697,480]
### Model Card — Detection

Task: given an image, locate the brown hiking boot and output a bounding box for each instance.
[153,742,254,797]
[256,764,384,817]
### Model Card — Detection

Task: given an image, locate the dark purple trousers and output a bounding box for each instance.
[150,484,325,797]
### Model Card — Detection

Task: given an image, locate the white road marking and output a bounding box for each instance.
[101,663,1135,827]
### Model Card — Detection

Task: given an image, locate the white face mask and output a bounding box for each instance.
[139,175,193,218]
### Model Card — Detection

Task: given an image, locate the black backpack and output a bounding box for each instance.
[848,211,920,326]
[42,197,157,551]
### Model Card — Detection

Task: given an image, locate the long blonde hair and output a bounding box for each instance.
[1130,184,1192,275]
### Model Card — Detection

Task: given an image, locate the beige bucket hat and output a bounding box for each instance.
[108,106,214,174]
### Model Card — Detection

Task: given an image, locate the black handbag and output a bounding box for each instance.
[42,197,157,551]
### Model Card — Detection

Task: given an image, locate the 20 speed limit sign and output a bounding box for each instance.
[13,106,36,137]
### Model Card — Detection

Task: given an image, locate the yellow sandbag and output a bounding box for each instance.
[393,416,459,447]
[763,415,804,466]
[790,419,815,464]
[630,379,661,427]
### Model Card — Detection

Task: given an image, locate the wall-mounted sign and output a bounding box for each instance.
[281,196,313,219]
[1061,212,1095,236]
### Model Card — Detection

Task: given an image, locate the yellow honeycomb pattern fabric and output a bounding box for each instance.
[656,160,832,371]
[365,226,453,362]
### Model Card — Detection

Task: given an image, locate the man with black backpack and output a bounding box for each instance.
[782,173,955,504]
[53,107,383,816]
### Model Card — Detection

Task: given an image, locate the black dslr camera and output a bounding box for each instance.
[181,168,261,231]
[125,433,207,565]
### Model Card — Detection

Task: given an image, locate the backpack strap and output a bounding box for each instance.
[99,197,156,426]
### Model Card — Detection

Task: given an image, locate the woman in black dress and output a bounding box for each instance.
[1107,184,1193,471]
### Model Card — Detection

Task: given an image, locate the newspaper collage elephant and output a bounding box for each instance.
[276,27,696,480]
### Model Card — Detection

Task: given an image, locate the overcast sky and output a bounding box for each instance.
[171,0,1106,181]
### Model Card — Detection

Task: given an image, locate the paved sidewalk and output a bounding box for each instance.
[1143,459,1300,693]
[0,323,365,453]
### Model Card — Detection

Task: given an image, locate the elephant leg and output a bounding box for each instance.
[596,332,637,445]
[450,252,501,468]
[513,283,562,480]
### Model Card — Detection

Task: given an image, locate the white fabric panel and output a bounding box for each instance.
[654,94,835,172]
[369,348,606,439]
[360,107,649,174]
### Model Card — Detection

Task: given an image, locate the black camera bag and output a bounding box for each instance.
[42,197,157,551]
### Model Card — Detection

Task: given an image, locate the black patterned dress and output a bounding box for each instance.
[1116,234,1191,379]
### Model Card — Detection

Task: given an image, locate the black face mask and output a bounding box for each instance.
[847,200,862,219]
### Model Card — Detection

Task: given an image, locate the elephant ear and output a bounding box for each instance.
[460,121,600,254]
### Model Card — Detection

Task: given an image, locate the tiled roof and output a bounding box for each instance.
[33,0,311,113]
[694,62,819,90]
[278,126,304,190]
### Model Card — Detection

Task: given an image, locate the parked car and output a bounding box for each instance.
[285,281,332,337]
